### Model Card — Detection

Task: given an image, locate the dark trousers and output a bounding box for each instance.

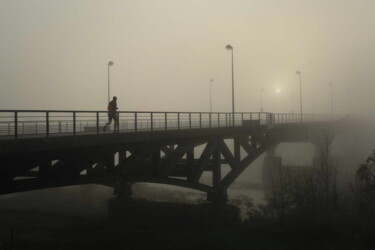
[104,113,118,131]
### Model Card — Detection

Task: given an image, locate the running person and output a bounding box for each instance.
[103,96,118,132]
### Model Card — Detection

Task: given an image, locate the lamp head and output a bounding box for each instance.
[296,70,301,75]
[226,44,233,50]
[108,61,114,66]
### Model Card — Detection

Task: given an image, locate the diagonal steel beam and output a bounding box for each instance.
[220,146,268,189]
[221,137,280,189]
[115,149,150,173]
[160,144,188,177]
[160,145,174,157]
[192,140,215,182]
[240,138,253,155]
[218,140,240,170]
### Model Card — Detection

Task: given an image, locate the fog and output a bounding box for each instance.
[2,2,375,248]
[1,0,374,115]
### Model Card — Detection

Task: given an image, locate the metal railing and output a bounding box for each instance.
[0,110,338,140]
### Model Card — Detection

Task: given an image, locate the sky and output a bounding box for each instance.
[1,0,374,115]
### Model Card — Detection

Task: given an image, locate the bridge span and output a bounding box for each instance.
[0,110,341,203]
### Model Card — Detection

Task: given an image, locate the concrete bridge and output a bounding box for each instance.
[0,110,343,203]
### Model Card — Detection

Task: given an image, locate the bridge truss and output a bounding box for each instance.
[0,110,338,203]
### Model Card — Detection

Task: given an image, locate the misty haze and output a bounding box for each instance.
[1,1,375,249]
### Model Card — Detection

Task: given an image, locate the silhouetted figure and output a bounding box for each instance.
[103,96,118,132]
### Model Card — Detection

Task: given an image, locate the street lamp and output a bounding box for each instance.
[226,44,234,126]
[209,79,214,112]
[296,70,302,122]
[260,88,264,112]
[329,83,334,117]
[108,61,114,103]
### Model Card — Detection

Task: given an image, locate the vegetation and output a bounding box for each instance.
[240,129,375,249]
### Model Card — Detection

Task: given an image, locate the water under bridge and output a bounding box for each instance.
[0,110,344,203]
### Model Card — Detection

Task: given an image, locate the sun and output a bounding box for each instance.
[276,88,281,93]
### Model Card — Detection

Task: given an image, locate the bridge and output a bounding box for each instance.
[0,110,342,203]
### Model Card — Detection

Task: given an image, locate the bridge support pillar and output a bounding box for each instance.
[207,189,228,204]
[0,170,12,193]
[207,140,227,204]
[118,151,127,162]
[113,182,133,199]
[105,153,115,174]
[262,149,282,199]
[39,160,51,179]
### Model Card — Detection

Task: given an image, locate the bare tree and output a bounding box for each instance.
[314,126,338,212]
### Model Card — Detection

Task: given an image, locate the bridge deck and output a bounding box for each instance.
[0,110,331,141]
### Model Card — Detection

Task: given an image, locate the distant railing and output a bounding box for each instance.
[0,110,337,140]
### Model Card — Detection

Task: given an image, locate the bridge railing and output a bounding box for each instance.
[0,110,336,140]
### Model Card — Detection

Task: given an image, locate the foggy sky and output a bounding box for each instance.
[1,0,374,115]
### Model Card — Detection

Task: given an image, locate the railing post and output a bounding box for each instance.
[178,112,180,130]
[73,112,76,136]
[151,112,153,132]
[199,113,202,128]
[165,113,167,130]
[225,113,228,127]
[189,113,191,129]
[58,121,61,133]
[46,111,49,137]
[14,112,18,139]
[116,112,120,133]
[217,113,220,127]
[135,112,138,132]
[96,112,99,135]
[209,113,211,128]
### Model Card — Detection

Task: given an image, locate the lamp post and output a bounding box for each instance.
[296,70,302,122]
[226,44,234,126]
[260,88,264,112]
[290,94,294,113]
[209,79,214,112]
[108,61,114,103]
[329,83,334,117]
